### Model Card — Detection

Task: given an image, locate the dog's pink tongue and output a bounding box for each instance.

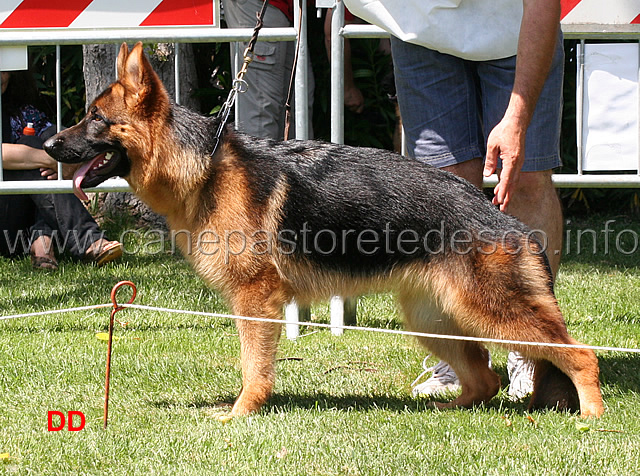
[72,160,95,201]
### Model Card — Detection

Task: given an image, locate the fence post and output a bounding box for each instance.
[328,0,357,331]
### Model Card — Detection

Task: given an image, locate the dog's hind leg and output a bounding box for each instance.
[399,292,501,409]
[445,250,604,418]
[494,314,603,418]
[523,333,603,418]
[227,267,289,416]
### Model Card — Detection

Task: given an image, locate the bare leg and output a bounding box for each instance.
[502,169,562,278]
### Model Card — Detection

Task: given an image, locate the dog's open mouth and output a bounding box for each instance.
[72,150,122,200]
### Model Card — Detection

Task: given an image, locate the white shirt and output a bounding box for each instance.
[343,0,523,61]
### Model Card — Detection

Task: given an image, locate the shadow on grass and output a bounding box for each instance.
[599,354,640,393]
[147,354,639,417]
[266,392,534,415]
[150,389,588,417]
[0,252,224,323]
[150,392,534,416]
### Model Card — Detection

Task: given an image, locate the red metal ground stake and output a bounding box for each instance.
[104,281,137,429]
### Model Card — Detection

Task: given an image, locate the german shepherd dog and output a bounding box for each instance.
[44,43,604,418]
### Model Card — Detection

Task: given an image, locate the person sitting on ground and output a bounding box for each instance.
[0,69,122,270]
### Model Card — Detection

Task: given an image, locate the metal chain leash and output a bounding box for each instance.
[211,0,270,156]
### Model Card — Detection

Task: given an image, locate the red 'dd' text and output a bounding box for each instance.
[47,411,85,431]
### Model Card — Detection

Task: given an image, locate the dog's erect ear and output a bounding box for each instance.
[116,42,169,116]
[119,42,154,93]
[116,42,130,80]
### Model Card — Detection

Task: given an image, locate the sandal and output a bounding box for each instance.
[30,235,58,271]
[84,240,123,267]
[31,255,59,271]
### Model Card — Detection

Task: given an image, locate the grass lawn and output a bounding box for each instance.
[1,214,639,475]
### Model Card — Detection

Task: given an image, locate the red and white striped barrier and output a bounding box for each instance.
[561,0,640,25]
[0,0,217,29]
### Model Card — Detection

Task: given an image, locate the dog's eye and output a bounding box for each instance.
[92,114,112,126]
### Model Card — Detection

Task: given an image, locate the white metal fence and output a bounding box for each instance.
[2,2,640,188]
[0,3,310,194]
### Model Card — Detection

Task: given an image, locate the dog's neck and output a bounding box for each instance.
[127,104,223,221]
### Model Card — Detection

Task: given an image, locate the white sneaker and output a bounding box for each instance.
[412,357,461,397]
[507,351,535,400]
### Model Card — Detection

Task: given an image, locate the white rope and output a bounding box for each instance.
[120,303,640,354]
[2,301,639,354]
[0,303,112,321]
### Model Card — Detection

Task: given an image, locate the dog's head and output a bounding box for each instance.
[44,42,170,200]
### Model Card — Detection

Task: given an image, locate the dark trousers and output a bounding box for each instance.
[0,138,104,258]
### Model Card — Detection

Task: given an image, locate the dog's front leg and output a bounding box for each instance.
[232,319,281,415]
[228,269,289,416]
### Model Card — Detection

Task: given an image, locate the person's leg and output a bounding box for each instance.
[42,193,106,259]
[393,33,564,399]
[391,37,484,168]
[443,158,484,189]
[29,233,57,270]
[0,168,58,269]
[493,171,562,399]
[30,192,122,265]
[222,0,294,139]
[0,170,38,257]
[13,135,118,263]
[505,170,563,277]
[479,30,564,278]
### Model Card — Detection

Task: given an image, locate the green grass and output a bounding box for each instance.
[1,215,639,475]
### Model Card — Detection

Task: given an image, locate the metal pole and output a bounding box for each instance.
[231,41,240,130]
[330,0,344,144]
[285,299,301,340]
[0,27,298,45]
[114,43,119,79]
[328,1,357,329]
[577,40,585,175]
[56,45,63,179]
[0,178,131,194]
[293,0,309,139]
[174,42,180,105]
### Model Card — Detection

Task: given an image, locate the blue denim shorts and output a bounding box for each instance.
[390,31,564,172]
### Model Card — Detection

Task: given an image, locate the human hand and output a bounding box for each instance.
[39,162,81,180]
[40,167,58,180]
[483,117,526,212]
[345,85,365,114]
